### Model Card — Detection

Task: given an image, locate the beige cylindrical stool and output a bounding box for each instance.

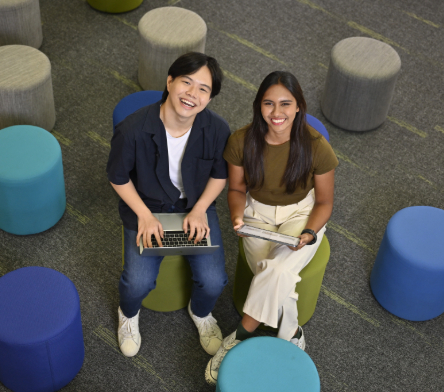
[321,37,401,131]
[0,45,55,131]
[138,7,207,91]
[0,0,43,48]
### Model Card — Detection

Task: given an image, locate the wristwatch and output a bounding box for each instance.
[301,229,317,245]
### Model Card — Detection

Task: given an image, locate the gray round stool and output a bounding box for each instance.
[321,37,401,131]
[138,7,207,91]
[0,45,55,131]
[0,0,43,48]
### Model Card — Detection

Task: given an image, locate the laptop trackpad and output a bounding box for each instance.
[152,212,187,231]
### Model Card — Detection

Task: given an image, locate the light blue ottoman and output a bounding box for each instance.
[370,206,444,321]
[0,125,66,235]
[0,267,84,392]
[217,337,320,392]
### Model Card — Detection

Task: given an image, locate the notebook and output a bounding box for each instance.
[139,213,219,256]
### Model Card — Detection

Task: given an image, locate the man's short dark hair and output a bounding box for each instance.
[161,52,223,103]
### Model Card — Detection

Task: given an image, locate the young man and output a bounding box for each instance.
[107,52,230,357]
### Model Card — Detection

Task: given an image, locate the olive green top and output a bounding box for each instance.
[223,124,339,206]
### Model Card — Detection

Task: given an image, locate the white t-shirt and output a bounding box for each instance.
[166,128,191,198]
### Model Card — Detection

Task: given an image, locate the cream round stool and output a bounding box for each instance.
[0,45,55,131]
[321,37,401,131]
[0,0,42,48]
[138,7,207,91]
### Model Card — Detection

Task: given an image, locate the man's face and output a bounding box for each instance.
[166,65,213,118]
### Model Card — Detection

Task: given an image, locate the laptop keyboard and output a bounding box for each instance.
[149,231,208,248]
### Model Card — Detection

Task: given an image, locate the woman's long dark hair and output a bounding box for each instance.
[243,71,315,194]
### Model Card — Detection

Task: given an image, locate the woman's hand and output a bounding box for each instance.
[137,211,164,248]
[233,217,249,237]
[287,233,314,251]
[184,210,210,244]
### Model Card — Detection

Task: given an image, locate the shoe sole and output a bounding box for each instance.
[205,359,217,386]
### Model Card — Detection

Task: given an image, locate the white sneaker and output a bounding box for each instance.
[290,326,306,351]
[205,331,240,386]
[188,302,223,355]
[117,307,141,357]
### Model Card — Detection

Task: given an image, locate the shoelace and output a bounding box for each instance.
[195,315,218,337]
[119,317,137,340]
[212,333,238,368]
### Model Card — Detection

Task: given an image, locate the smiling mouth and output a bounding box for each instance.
[271,118,286,125]
[180,98,196,108]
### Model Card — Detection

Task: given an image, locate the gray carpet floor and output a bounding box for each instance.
[1,0,444,391]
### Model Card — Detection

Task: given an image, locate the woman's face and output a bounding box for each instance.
[261,83,299,136]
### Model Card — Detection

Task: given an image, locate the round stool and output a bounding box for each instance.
[87,0,143,14]
[0,267,84,392]
[0,0,43,48]
[0,45,56,131]
[122,228,192,312]
[370,206,444,321]
[321,37,401,131]
[233,236,330,328]
[0,125,66,235]
[113,90,163,131]
[217,337,320,392]
[306,114,330,142]
[138,7,207,91]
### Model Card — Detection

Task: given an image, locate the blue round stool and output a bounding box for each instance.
[0,267,84,392]
[217,337,320,392]
[370,206,444,321]
[307,114,330,142]
[0,125,66,235]
[113,90,163,131]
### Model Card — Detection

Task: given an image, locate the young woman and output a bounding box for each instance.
[205,71,338,385]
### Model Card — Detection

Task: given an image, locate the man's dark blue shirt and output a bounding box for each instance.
[107,101,231,231]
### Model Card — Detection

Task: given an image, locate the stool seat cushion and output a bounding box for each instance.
[0,125,66,235]
[321,37,401,131]
[138,7,207,91]
[0,45,55,130]
[217,337,320,392]
[0,267,84,392]
[370,206,444,320]
[87,0,143,13]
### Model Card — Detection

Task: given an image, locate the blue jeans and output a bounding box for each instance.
[119,205,228,318]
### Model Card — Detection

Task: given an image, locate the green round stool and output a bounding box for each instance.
[87,0,143,13]
[233,235,330,329]
[121,228,192,312]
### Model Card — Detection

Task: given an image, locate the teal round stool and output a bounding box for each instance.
[87,0,143,13]
[217,336,320,392]
[0,125,66,235]
[233,235,330,328]
[121,228,192,312]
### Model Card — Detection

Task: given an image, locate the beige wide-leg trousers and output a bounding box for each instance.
[242,190,326,341]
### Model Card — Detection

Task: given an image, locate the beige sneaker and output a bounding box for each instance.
[290,326,306,350]
[205,331,240,386]
[117,307,141,357]
[188,302,223,355]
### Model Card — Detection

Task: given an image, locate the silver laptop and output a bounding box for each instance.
[139,213,219,256]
